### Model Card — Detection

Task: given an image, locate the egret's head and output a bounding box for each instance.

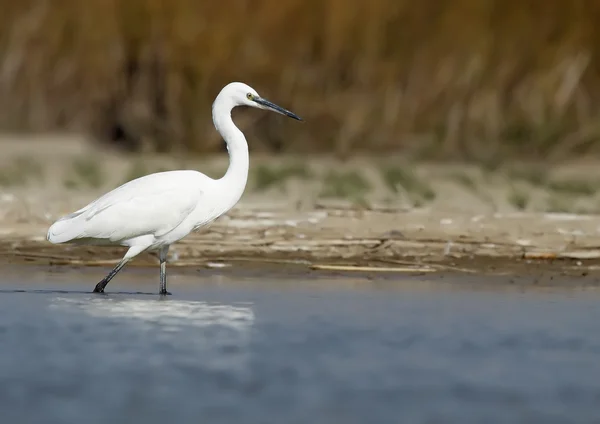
[224,82,302,121]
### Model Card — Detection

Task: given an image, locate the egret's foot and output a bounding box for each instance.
[159,290,172,296]
[93,284,105,293]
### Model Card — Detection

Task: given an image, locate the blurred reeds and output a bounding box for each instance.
[1,0,600,160]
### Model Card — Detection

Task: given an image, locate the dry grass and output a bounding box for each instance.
[1,1,600,159]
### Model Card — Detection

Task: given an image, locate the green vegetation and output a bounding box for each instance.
[381,166,436,203]
[507,187,529,211]
[547,179,597,197]
[64,157,104,189]
[507,166,549,187]
[122,161,170,185]
[0,156,44,187]
[448,171,478,193]
[319,170,371,201]
[545,196,572,214]
[252,163,312,192]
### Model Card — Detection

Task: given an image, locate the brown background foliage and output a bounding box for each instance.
[1,0,600,160]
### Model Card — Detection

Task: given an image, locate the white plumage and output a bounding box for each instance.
[49,171,211,245]
[47,82,302,295]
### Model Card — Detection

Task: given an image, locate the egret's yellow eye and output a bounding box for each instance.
[246,93,253,100]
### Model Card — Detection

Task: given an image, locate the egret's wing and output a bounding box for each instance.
[72,171,204,242]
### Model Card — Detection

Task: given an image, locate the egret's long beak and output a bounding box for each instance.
[255,97,303,121]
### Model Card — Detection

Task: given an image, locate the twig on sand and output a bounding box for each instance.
[172,257,313,267]
[309,264,436,273]
[380,258,478,274]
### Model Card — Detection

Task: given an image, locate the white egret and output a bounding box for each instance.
[47,82,302,295]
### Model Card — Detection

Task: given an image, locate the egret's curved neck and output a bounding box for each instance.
[212,95,249,205]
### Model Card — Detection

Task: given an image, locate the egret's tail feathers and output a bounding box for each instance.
[46,211,87,244]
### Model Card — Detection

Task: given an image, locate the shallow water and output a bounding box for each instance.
[1,266,600,423]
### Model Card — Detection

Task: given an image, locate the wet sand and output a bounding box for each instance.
[2,205,600,283]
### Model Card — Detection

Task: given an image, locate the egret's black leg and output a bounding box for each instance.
[93,260,128,293]
[159,245,171,296]
[92,245,148,293]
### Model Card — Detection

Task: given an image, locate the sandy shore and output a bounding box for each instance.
[4,199,600,279]
[1,134,600,279]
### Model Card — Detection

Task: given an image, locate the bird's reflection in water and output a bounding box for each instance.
[49,297,255,371]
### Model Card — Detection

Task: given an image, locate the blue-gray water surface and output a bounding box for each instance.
[1,266,600,423]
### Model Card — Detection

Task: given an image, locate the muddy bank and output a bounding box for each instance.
[2,206,600,281]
